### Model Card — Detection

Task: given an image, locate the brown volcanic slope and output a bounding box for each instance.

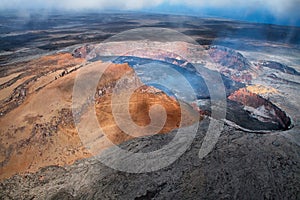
[95,86,198,146]
[0,53,199,180]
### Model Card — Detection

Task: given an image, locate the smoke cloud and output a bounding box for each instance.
[1,0,299,26]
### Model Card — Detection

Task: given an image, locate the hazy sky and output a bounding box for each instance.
[1,0,300,26]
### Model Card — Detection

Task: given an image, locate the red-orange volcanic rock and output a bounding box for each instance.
[94,63,199,145]
[0,55,199,180]
[228,88,291,130]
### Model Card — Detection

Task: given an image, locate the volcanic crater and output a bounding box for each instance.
[74,42,293,133]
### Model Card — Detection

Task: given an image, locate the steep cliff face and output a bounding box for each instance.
[206,45,254,83]
[207,46,252,71]
[228,88,291,130]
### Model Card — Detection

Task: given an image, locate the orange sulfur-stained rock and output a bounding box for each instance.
[0,55,199,180]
